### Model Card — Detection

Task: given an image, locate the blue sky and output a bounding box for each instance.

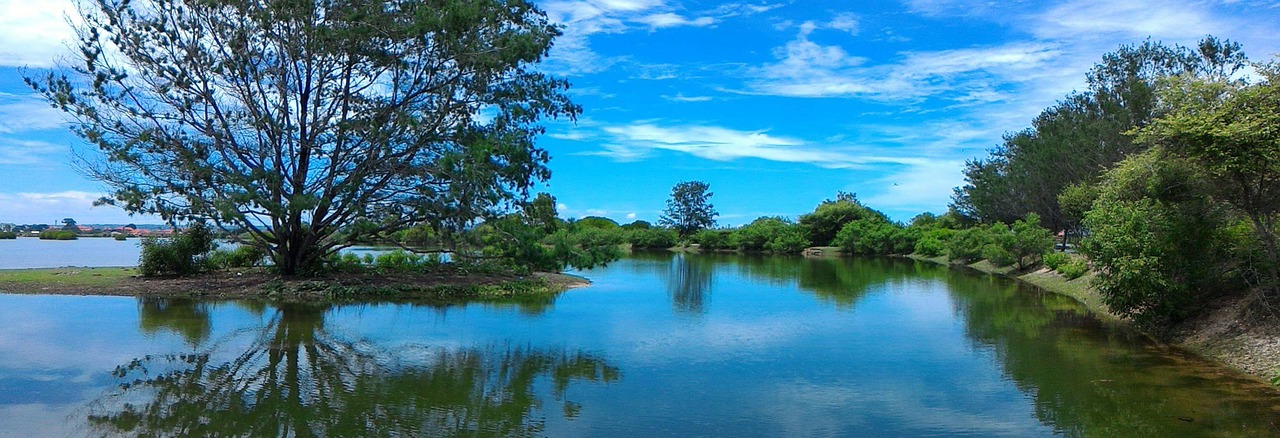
[0,0,1278,225]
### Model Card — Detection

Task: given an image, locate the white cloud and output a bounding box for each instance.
[584,122,935,170]
[0,93,67,134]
[0,138,61,165]
[827,12,860,36]
[0,1,77,67]
[1034,0,1226,40]
[626,212,637,220]
[0,190,150,224]
[662,93,713,102]
[633,12,715,29]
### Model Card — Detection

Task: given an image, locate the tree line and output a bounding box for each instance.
[951,36,1280,328]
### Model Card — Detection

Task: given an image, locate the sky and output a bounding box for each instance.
[0,0,1278,226]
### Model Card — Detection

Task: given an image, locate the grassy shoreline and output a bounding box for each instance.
[0,267,589,304]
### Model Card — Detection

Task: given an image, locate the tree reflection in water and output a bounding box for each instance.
[88,303,619,437]
[664,253,713,313]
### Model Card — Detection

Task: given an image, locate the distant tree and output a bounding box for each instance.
[621,220,652,230]
[522,193,561,234]
[659,181,717,237]
[29,0,576,275]
[798,194,884,246]
[62,218,78,231]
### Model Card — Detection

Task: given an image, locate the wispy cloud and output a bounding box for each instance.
[0,1,78,67]
[0,138,61,165]
[581,122,935,170]
[0,190,147,224]
[662,93,713,102]
[0,93,66,134]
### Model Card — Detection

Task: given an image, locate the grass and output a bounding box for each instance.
[0,267,135,290]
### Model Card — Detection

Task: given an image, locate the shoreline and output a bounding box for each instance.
[0,267,590,304]
[905,253,1280,382]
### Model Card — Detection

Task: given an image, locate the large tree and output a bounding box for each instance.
[1136,60,1280,304]
[951,37,1246,230]
[29,0,578,274]
[659,181,717,238]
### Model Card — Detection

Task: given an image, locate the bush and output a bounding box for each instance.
[207,244,266,269]
[1058,258,1089,280]
[1041,251,1070,270]
[1006,213,1056,269]
[913,228,953,257]
[0,231,16,239]
[692,229,732,250]
[138,223,216,277]
[983,243,1017,267]
[113,234,128,241]
[39,230,78,240]
[765,227,810,254]
[945,226,993,262]
[628,228,677,249]
[732,217,809,253]
[371,250,442,273]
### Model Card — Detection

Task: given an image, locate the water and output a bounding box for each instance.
[0,253,1276,436]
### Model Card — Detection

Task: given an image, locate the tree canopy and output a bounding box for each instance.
[659,181,717,237]
[29,0,577,274]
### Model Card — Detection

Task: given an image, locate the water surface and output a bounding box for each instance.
[1,253,1276,436]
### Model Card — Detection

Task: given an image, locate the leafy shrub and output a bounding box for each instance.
[139,223,215,277]
[834,218,901,255]
[1041,251,1070,270]
[1081,151,1231,327]
[39,230,78,240]
[765,227,810,254]
[983,243,1017,267]
[798,197,884,246]
[945,226,993,262]
[1006,213,1056,269]
[692,229,732,250]
[207,245,267,269]
[371,250,442,273]
[113,234,128,241]
[732,217,809,253]
[1058,259,1089,280]
[628,228,677,249]
[0,231,16,239]
[913,229,953,257]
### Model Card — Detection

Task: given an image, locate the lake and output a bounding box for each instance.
[1,252,1277,436]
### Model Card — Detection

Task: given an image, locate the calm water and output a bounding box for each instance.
[1,253,1277,437]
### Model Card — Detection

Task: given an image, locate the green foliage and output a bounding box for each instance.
[39,231,78,240]
[732,217,809,254]
[369,251,443,274]
[1271,369,1280,387]
[798,194,884,246]
[913,228,953,257]
[479,213,622,272]
[1081,150,1232,326]
[834,218,913,255]
[659,181,717,237]
[1042,252,1070,271]
[32,0,577,275]
[1058,259,1089,280]
[951,37,1247,229]
[946,226,995,263]
[628,228,677,249]
[1005,213,1056,269]
[1137,62,1280,298]
[0,231,16,239]
[573,216,620,230]
[113,234,128,241]
[621,220,652,230]
[207,245,267,269]
[139,223,216,277]
[692,229,733,251]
